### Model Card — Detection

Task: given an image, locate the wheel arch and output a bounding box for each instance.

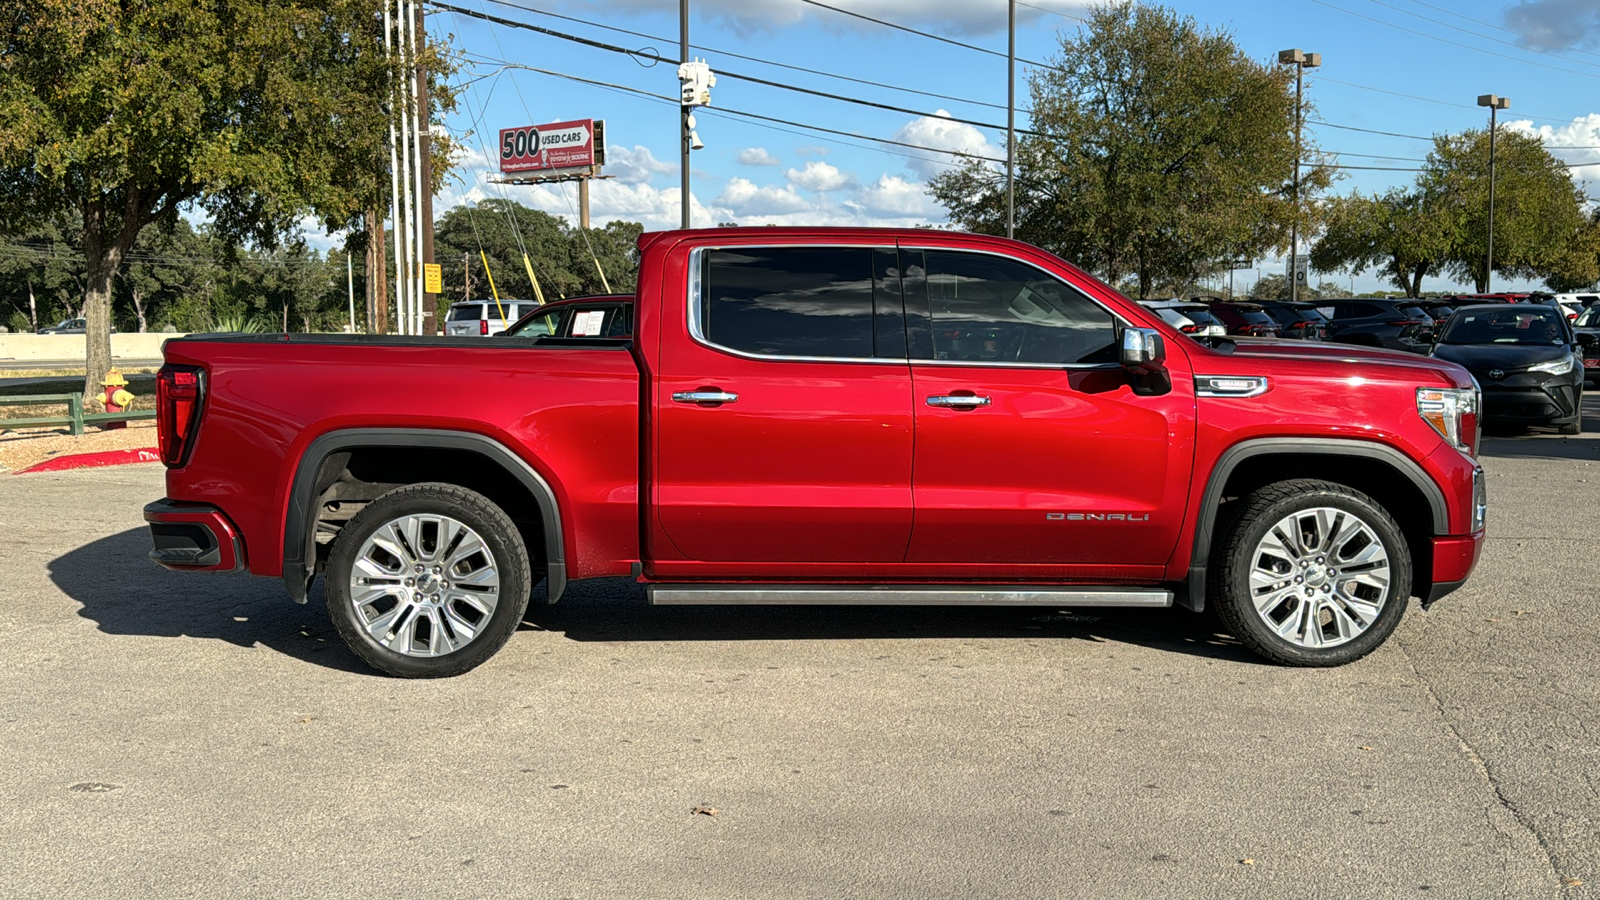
[282,428,567,605]
[1181,438,1447,612]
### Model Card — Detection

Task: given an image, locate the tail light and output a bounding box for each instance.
[480,319,489,335]
[1180,324,1201,333]
[156,364,205,467]
[1388,319,1424,326]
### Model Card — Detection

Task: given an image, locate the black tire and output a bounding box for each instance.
[1209,479,1411,667]
[326,482,532,678]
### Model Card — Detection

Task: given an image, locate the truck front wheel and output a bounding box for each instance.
[325,483,532,677]
[1210,479,1411,667]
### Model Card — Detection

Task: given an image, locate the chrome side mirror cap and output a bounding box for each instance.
[1121,327,1167,375]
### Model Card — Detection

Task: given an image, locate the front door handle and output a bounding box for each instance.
[673,390,739,405]
[926,394,991,409]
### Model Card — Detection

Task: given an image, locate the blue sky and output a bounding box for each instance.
[422,0,1600,294]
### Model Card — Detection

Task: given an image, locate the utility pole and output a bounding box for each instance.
[579,178,591,230]
[1478,94,1511,293]
[464,251,472,302]
[384,0,405,334]
[680,0,691,229]
[416,1,436,335]
[1279,48,1320,304]
[347,251,355,333]
[1006,0,1015,240]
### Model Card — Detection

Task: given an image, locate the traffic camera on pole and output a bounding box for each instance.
[678,58,715,151]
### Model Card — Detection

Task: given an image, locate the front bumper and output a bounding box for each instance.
[1423,531,1484,607]
[144,499,246,572]
[1480,379,1580,423]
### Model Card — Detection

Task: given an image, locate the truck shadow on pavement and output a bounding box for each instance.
[51,527,372,675]
[51,530,1268,670]
[520,578,1270,665]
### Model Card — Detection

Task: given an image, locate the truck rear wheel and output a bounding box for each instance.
[325,482,532,677]
[1210,479,1411,667]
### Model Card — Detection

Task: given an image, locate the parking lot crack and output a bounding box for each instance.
[1396,631,1562,896]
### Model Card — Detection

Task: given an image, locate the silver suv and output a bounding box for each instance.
[444,300,539,337]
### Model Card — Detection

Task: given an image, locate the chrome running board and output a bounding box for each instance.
[647,585,1172,607]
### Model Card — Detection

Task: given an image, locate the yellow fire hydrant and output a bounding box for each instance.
[102,368,135,429]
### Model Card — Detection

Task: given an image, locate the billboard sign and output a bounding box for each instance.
[499,119,605,174]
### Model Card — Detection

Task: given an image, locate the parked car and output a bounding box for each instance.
[1319,299,1434,352]
[38,318,116,335]
[444,300,540,336]
[1410,301,1456,331]
[146,227,1487,675]
[1207,301,1281,337]
[1256,301,1328,340]
[498,294,633,339]
[1429,304,1584,434]
[1531,293,1586,323]
[1136,299,1227,340]
[1574,303,1600,388]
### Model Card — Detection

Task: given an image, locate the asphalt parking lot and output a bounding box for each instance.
[2,398,1597,899]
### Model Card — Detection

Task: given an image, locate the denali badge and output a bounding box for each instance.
[1047,512,1152,522]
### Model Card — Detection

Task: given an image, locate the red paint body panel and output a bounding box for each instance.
[161,340,640,580]
[1432,533,1484,584]
[152,226,1486,605]
[143,503,244,572]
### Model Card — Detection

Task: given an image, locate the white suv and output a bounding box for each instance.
[444,300,538,336]
[1137,299,1228,339]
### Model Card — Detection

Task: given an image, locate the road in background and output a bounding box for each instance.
[0,404,1595,899]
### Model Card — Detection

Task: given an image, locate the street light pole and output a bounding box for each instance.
[1279,48,1320,304]
[680,0,691,229]
[1477,94,1510,293]
[1006,0,1015,240]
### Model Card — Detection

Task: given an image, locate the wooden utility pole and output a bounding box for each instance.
[464,251,472,302]
[416,2,437,334]
[370,209,388,334]
[579,178,590,230]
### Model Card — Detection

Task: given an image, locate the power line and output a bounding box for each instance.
[463,0,1025,115]
[1015,0,1087,23]
[433,1,1046,138]
[1301,0,1600,81]
[1363,0,1600,74]
[1313,76,1579,126]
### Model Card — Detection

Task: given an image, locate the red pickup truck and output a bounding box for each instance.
[145,228,1486,677]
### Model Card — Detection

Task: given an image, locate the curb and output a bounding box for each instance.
[16,447,161,474]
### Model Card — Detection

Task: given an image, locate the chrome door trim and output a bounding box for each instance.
[672,390,739,404]
[648,584,1173,607]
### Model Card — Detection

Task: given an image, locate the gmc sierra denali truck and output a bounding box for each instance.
[145,228,1487,677]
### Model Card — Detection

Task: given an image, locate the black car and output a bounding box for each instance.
[1574,303,1600,388]
[1207,301,1281,337]
[1256,301,1328,340]
[1319,299,1433,352]
[1430,304,1585,434]
[1411,300,1456,330]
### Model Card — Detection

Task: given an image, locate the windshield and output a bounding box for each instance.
[1398,306,1430,321]
[1440,308,1567,345]
[1577,305,1600,328]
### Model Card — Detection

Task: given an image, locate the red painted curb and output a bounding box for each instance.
[15,447,161,474]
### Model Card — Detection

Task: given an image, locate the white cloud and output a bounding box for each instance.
[716,177,813,216]
[850,174,943,219]
[786,160,856,192]
[1508,113,1600,196]
[606,144,676,185]
[577,0,1089,37]
[893,110,998,179]
[738,147,781,167]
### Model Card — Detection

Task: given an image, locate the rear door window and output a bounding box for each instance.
[701,247,879,359]
[447,304,483,322]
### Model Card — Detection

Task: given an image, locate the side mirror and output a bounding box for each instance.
[1121,327,1167,375]
[1121,327,1171,396]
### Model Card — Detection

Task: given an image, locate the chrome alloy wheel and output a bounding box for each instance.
[1248,506,1392,649]
[348,513,501,657]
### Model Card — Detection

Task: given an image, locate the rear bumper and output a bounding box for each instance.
[1424,531,1484,606]
[143,499,245,572]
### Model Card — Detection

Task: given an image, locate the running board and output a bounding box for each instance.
[647,585,1173,607]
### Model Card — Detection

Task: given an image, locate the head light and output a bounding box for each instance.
[1417,386,1478,456]
[1528,356,1574,376]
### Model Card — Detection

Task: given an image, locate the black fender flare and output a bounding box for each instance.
[1181,437,1448,611]
[282,428,568,604]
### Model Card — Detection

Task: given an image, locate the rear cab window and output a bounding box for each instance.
[699,246,898,359]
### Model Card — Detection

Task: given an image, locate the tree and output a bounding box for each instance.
[1310,190,1454,297]
[0,0,453,396]
[929,1,1328,299]
[1418,129,1587,292]
[1541,209,1600,293]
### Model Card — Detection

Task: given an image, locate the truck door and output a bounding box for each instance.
[654,245,914,565]
[901,247,1195,571]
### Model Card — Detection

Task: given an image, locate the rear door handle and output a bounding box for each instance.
[673,390,739,405]
[926,394,991,409]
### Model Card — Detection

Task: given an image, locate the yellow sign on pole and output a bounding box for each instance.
[423,263,442,294]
